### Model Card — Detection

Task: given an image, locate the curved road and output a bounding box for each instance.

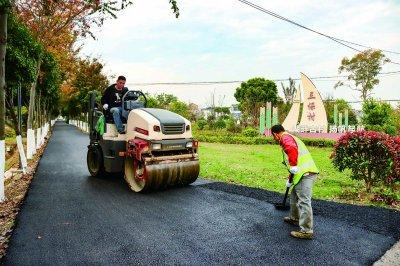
[2,122,400,265]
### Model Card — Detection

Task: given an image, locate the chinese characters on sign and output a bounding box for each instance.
[307,92,316,121]
[296,73,328,133]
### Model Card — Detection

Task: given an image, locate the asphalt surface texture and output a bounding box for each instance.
[2,122,400,265]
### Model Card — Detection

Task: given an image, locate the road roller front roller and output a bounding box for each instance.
[86,90,199,192]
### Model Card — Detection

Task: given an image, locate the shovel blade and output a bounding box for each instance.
[274,203,290,210]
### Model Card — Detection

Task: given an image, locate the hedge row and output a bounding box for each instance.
[193,131,336,147]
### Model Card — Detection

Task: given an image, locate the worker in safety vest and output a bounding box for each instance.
[271,124,319,239]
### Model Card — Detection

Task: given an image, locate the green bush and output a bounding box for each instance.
[215,118,226,129]
[373,187,400,206]
[331,131,399,192]
[242,127,259,137]
[5,126,16,138]
[366,124,397,136]
[301,138,335,147]
[362,100,396,135]
[226,118,242,133]
[193,130,335,147]
[197,118,207,130]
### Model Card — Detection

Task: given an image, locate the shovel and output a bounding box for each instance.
[274,174,293,211]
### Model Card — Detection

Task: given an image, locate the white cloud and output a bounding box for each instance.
[80,0,400,108]
[103,61,180,83]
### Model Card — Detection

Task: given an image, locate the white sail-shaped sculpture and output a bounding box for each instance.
[282,87,301,132]
[298,72,328,132]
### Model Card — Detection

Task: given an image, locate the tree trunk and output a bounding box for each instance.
[27,57,41,130]
[361,90,367,102]
[26,57,41,159]
[35,93,41,149]
[5,97,19,135]
[0,9,7,201]
[365,181,371,193]
[366,171,372,193]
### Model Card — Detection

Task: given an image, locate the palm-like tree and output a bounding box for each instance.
[281,77,297,103]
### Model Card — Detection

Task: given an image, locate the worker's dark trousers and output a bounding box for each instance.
[289,174,317,233]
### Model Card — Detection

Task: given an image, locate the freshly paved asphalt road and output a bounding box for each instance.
[2,122,400,265]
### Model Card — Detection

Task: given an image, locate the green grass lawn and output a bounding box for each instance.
[199,142,363,201]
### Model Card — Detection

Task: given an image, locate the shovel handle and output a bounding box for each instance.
[281,187,290,205]
[281,174,294,205]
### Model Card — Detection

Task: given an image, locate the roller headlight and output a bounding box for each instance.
[186,142,193,148]
[152,143,162,150]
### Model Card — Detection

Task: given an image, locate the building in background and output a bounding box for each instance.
[201,104,241,120]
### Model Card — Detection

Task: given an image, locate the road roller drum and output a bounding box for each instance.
[124,158,200,192]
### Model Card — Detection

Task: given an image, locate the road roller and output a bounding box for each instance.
[86,91,199,192]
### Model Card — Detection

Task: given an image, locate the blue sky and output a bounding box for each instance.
[80,0,400,109]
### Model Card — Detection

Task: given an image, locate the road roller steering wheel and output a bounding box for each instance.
[123,91,146,106]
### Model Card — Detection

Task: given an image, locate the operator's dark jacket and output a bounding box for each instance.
[101,84,129,108]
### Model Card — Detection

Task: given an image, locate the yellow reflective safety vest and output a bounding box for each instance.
[281,132,319,186]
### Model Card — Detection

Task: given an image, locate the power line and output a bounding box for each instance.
[324,99,400,103]
[333,38,400,56]
[236,0,400,65]
[127,70,400,86]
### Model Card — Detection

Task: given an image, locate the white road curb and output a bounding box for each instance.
[374,240,400,266]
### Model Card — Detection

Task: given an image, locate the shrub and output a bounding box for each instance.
[301,138,335,147]
[226,118,242,133]
[331,131,398,192]
[207,121,216,130]
[242,127,259,137]
[214,118,226,129]
[193,131,335,147]
[197,118,207,130]
[5,125,16,138]
[362,100,396,135]
[383,136,400,187]
[366,124,397,136]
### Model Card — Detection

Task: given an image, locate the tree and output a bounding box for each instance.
[362,99,395,135]
[0,0,11,201]
[14,0,180,157]
[143,93,159,108]
[279,78,298,122]
[281,77,297,103]
[15,0,101,134]
[393,104,400,135]
[36,52,62,119]
[62,57,108,117]
[169,100,189,119]
[335,49,389,101]
[188,103,200,121]
[234,77,278,125]
[5,14,42,135]
[324,98,358,125]
[277,98,291,124]
[156,93,178,109]
[214,106,230,119]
